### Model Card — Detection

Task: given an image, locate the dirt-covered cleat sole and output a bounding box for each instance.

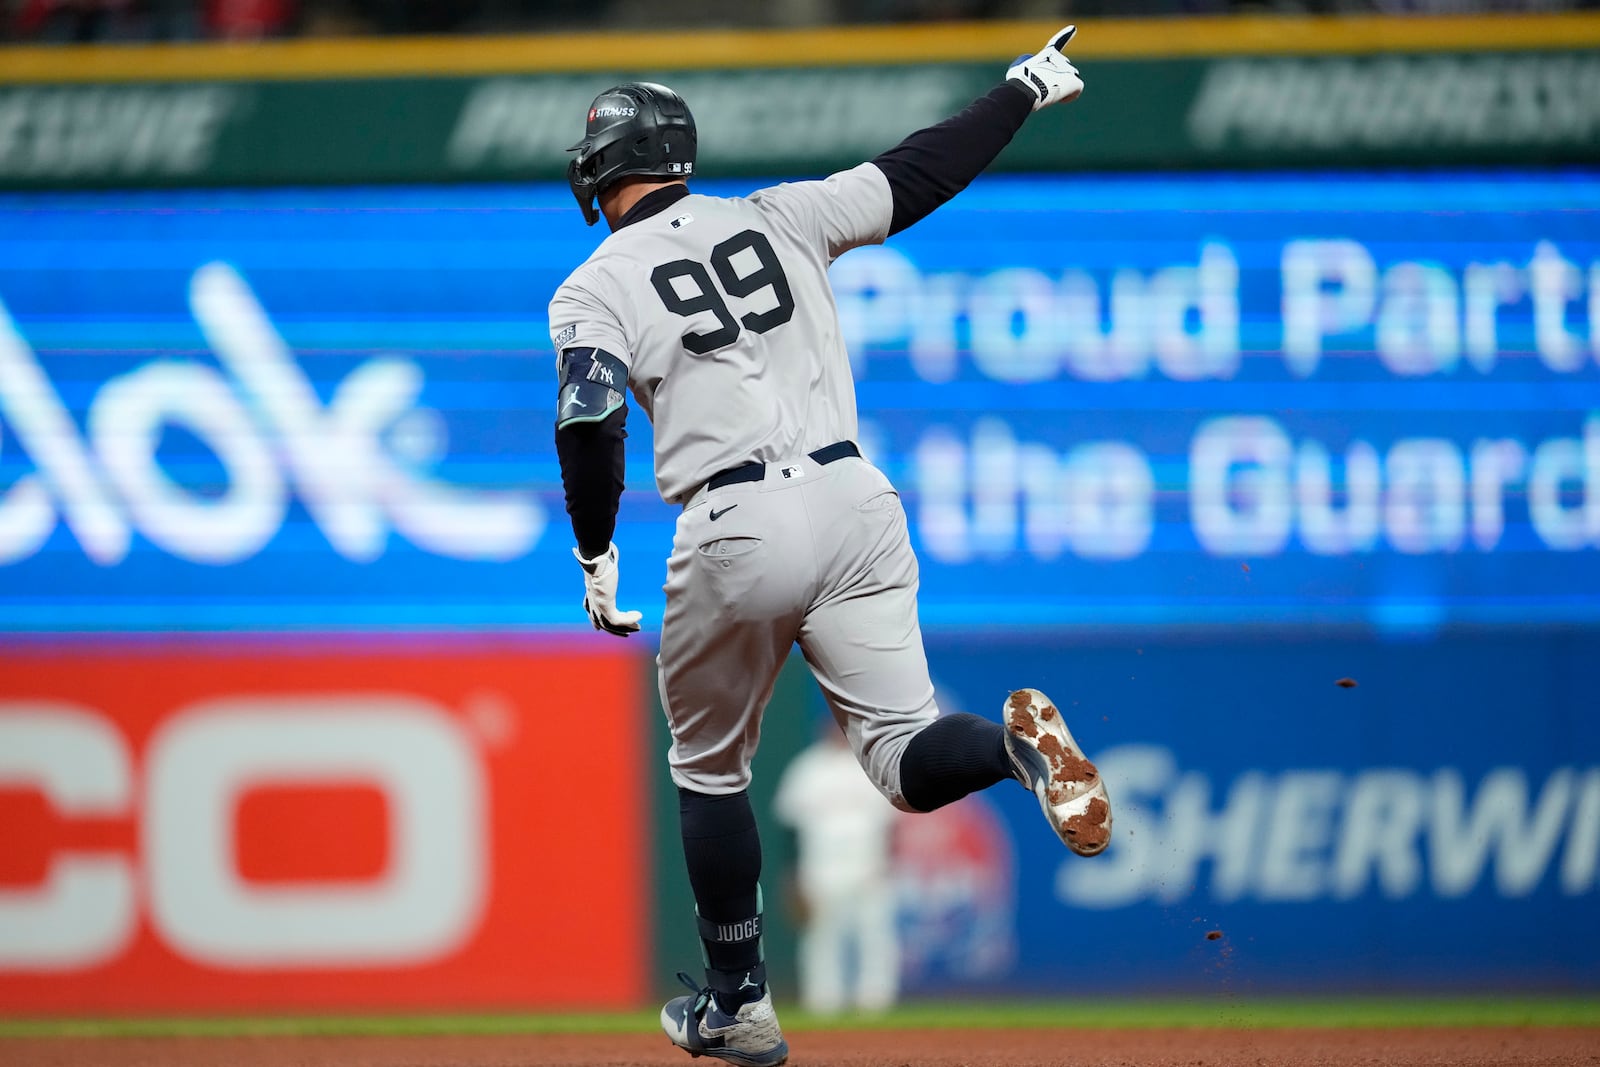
[1003,687,1112,856]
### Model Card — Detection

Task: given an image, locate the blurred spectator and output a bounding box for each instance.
[205,0,296,37]
[339,0,479,33]
[6,0,1596,44]
[13,0,138,41]
[774,724,903,1016]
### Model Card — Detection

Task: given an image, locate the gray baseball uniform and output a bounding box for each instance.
[548,162,940,808]
[567,57,1101,1065]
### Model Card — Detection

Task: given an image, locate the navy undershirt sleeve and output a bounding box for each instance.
[555,405,626,559]
[871,80,1035,237]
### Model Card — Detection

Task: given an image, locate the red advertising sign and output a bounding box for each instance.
[0,636,647,1014]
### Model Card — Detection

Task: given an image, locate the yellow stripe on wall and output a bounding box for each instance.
[2,13,1598,84]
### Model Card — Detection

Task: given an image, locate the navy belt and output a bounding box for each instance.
[707,441,861,491]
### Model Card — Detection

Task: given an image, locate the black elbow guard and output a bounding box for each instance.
[557,347,629,428]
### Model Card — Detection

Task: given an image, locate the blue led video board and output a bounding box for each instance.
[1,170,1596,632]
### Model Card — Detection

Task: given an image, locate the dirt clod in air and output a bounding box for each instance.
[1336,677,1358,688]
[1206,930,1223,941]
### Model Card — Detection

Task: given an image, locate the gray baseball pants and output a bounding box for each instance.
[657,451,938,810]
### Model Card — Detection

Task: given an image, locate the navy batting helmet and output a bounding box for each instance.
[567,82,697,227]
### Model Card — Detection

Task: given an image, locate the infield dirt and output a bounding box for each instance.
[3,1026,1598,1066]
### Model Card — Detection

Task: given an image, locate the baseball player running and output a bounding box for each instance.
[551,26,1108,1066]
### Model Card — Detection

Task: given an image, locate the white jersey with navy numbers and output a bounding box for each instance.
[548,162,893,504]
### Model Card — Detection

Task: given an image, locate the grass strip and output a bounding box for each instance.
[3,996,1598,1039]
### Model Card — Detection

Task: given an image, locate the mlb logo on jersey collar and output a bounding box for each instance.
[670,213,695,229]
[781,465,805,480]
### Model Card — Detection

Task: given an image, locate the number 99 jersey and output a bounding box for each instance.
[547,162,893,504]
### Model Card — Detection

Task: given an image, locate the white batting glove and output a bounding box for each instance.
[1007,25,1083,111]
[573,542,643,637]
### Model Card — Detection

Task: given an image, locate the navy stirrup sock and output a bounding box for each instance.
[678,787,767,1006]
[898,712,1013,812]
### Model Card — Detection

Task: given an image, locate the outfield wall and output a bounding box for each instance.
[2,15,1599,1012]
[0,639,649,1012]
[0,14,1597,188]
[2,166,1597,1009]
[916,630,1600,995]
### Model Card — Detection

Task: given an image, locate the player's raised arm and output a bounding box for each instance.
[871,25,1083,237]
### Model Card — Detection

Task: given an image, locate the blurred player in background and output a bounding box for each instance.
[549,25,1109,1066]
[775,722,902,1016]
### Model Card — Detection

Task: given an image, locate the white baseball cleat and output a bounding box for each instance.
[1003,688,1112,856]
[661,972,788,1067]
